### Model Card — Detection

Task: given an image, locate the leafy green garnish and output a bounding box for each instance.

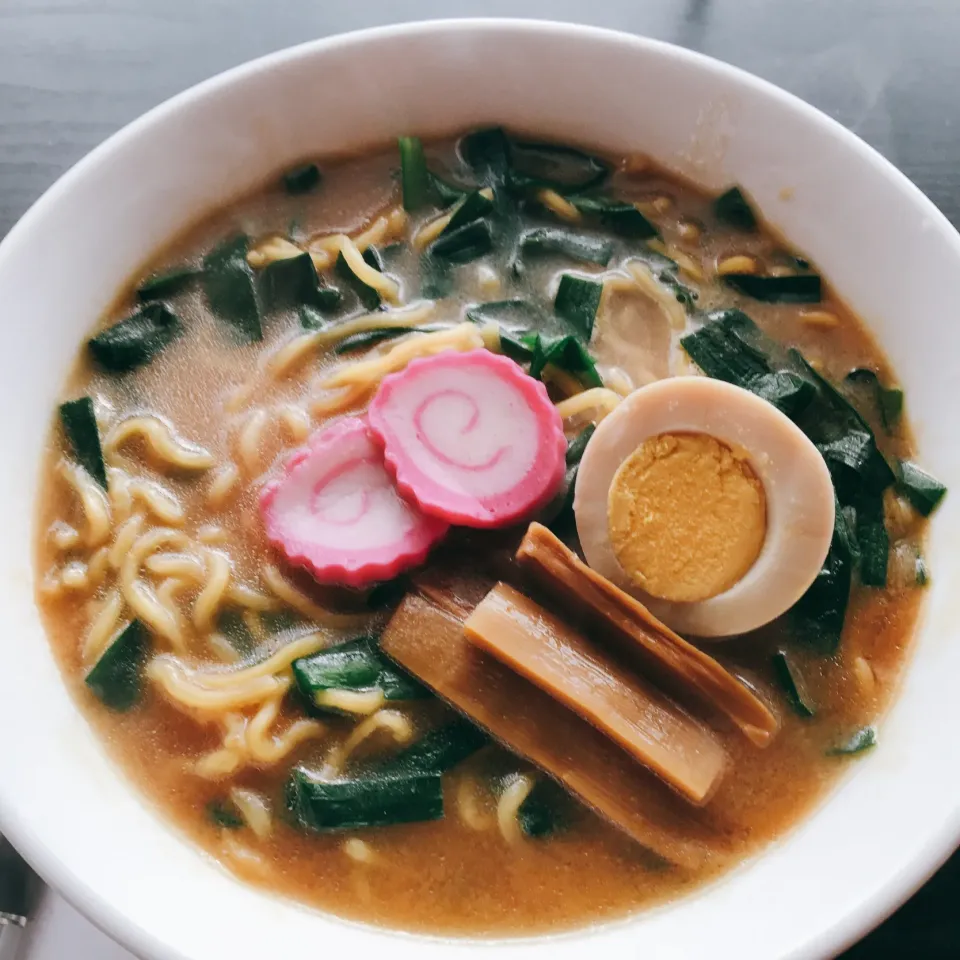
[282,163,321,195]
[377,719,488,777]
[430,171,469,207]
[442,190,495,236]
[571,196,659,239]
[554,274,603,340]
[85,620,150,712]
[526,333,603,389]
[713,186,758,230]
[844,368,903,433]
[398,137,431,212]
[136,267,199,303]
[826,726,877,756]
[511,227,613,275]
[723,272,821,303]
[88,302,183,372]
[336,250,382,311]
[771,650,816,717]
[59,396,108,489]
[896,460,947,517]
[259,252,341,313]
[429,219,493,264]
[202,234,263,341]
[206,799,245,829]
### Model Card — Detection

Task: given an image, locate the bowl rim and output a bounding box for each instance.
[2,17,959,960]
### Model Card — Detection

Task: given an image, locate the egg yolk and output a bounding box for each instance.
[607,432,766,603]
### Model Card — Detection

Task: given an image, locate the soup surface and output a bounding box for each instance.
[35,130,936,935]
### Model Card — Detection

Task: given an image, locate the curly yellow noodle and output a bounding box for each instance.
[342,838,376,864]
[277,404,311,444]
[325,709,413,774]
[49,521,80,552]
[413,210,455,251]
[245,694,324,764]
[322,323,484,390]
[265,304,436,380]
[496,773,536,845]
[230,788,273,839]
[193,550,232,632]
[333,235,400,304]
[148,655,292,712]
[197,525,230,545]
[57,459,111,547]
[82,589,124,664]
[206,463,241,508]
[623,259,688,331]
[179,632,328,691]
[120,528,189,646]
[129,478,185,526]
[261,564,371,627]
[207,632,241,664]
[155,578,189,647]
[109,513,145,570]
[536,188,582,222]
[107,467,133,524]
[456,775,493,831]
[86,546,111,588]
[312,688,385,716]
[59,561,89,592]
[307,383,371,419]
[236,409,268,477]
[308,207,409,271]
[105,416,215,471]
[246,236,302,269]
[554,387,623,423]
[145,552,205,582]
[227,582,282,612]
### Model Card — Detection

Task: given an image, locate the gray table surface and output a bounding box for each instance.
[2,1,958,956]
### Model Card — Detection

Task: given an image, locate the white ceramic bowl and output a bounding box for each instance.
[1,19,959,960]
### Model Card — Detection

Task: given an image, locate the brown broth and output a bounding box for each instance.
[34,134,926,936]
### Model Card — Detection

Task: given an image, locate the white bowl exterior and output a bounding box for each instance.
[1,19,959,960]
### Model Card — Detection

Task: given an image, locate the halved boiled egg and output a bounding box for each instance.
[574,377,835,637]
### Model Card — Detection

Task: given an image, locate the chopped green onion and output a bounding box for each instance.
[723,273,822,303]
[571,196,659,239]
[713,186,758,231]
[59,396,107,489]
[136,267,199,303]
[336,250,382,311]
[282,163,322,195]
[844,368,903,432]
[430,171,469,207]
[855,497,889,587]
[292,636,427,715]
[896,460,947,517]
[285,768,444,832]
[826,726,877,756]
[206,799,245,829]
[259,252,341,313]
[512,227,613,275]
[88,302,183,372]
[554,274,604,340]
[215,610,257,657]
[526,333,603,389]
[378,719,488,777]
[334,326,435,354]
[429,219,493,264]
[84,620,150,711]
[459,127,512,183]
[398,137,431,212]
[771,650,816,717]
[202,235,263,342]
[442,190,495,236]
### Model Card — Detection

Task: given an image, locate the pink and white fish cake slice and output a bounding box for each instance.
[368,349,566,528]
[259,417,448,587]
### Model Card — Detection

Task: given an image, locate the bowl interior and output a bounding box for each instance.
[1,19,959,960]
